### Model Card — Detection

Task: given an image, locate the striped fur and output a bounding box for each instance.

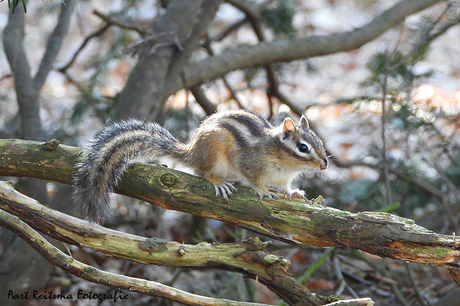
[73,110,328,221]
[73,120,185,221]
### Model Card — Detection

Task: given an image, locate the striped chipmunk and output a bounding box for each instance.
[73,110,329,221]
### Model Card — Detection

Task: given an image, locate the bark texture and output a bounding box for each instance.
[0,139,459,270]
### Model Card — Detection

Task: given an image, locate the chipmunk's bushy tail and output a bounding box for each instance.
[73,119,185,222]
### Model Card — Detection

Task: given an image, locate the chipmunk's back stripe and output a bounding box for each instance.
[225,112,272,136]
[220,122,251,148]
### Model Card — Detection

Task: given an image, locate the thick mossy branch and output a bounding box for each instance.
[1,139,460,269]
[0,206,275,306]
[0,180,321,306]
[0,183,374,306]
[0,139,79,183]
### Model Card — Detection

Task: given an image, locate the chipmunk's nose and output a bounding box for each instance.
[320,158,328,170]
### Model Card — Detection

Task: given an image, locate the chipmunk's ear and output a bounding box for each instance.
[300,115,309,129]
[283,118,296,132]
[282,118,296,140]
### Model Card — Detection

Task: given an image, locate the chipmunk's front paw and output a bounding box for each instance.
[214,182,237,200]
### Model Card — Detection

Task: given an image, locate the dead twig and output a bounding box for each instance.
[93,9,148,35]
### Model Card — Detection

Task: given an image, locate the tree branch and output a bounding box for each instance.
[174,0,443,95]
[2,5,38,140]
[57,23,111,73]
[0,180,322,306]
[336,160,444,200]
[189,86,217,115]
[113,0,206,121]
[92,9,148,35]
[2,4,53,203]
[202,36,245,111]
[0,205,274,306]
[0,139,459,272]
[161,0,223,104]
[0,181,377,305]
[227,0,283,117]
[34,0,75,90]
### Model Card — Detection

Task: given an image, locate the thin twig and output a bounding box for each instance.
[388,2,459,71]
[415,128,460,232]
[210,0,275,42]
[332,255,359,298]
[427,121,460,168]
[124,31,183,56]
[202,36,244,110]
[421,157,460,232]
[209,18,247,42]
[381,261,410,306]
[228,0,294,116]
[93,9,148,35]
[268,82,304,116]
[57,23,111,73]
[0,73,12,82]
[381,52,393,206]
[405,263,433,306]
[337,160,444,200]
[421,154,460,197]
[352,252,410,306]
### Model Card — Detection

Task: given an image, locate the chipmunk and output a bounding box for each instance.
[73,110,328,221]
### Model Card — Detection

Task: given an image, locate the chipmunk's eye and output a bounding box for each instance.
[298,143,310,154]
